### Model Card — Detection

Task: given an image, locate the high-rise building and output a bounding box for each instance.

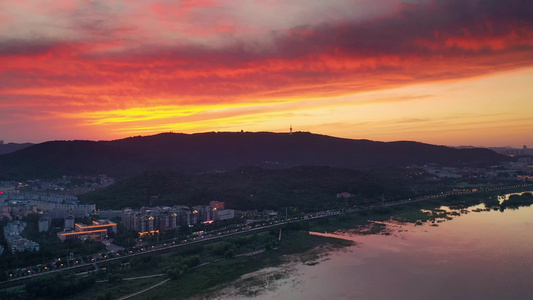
[38,214,51,232]
[64,213,75,230]
[122,208,135,229]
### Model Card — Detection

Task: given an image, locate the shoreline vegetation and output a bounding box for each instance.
[2,188,532,300]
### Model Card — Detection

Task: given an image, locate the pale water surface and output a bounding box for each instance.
[224,193,533,300]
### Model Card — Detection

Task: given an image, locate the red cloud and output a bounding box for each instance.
[0,0,532,113]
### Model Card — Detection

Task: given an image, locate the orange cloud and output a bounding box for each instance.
[0,0,532,144]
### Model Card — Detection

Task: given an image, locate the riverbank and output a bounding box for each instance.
[36,187,533,299]
[185,188,533,299]
[129,230,352,300]
[231,191,533,300]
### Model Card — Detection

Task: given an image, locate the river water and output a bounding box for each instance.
[223,192,533,300]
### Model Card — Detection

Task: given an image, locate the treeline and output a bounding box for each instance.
[80,166,410,212]
[25,273,95,298]
[0,273,96,299]
[166,256,201,279]
[501,192,533,210]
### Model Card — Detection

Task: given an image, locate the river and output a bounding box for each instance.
[219,192,533,299]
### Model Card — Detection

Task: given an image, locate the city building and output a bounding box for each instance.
[209,201,225,210]
[193,205,213,223]
[38,213,51,232]
[521,145,533,155]
[0,205,13,221]
[214,209,235,221]
[0,192,95,218]
[64,214,75,230]
[121,203,238,234]
[121,208,136,230]
[122,206,182,234]
[57,219,117,242]
[3,221,40,252]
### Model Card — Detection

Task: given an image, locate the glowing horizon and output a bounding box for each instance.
[0,1,532,147]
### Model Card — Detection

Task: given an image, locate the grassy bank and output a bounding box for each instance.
[135,230,351,299]
[55,229,351,300]
[309,188,533,234]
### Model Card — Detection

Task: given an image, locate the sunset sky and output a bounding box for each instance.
[0,0,532,147]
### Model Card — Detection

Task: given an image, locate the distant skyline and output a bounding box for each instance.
[0,1,532,147]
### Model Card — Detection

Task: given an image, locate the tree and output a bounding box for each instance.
[0,271,8,282]
[224,249,235,258]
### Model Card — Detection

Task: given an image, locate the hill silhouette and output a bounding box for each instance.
[0,142,33,155]
[0,132,510,179]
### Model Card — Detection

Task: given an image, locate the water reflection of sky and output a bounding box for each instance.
[234,192,533,300]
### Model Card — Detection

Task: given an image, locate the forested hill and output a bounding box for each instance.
[0,132,510,179]
[79,166,403,211]
[0,142,33,155]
